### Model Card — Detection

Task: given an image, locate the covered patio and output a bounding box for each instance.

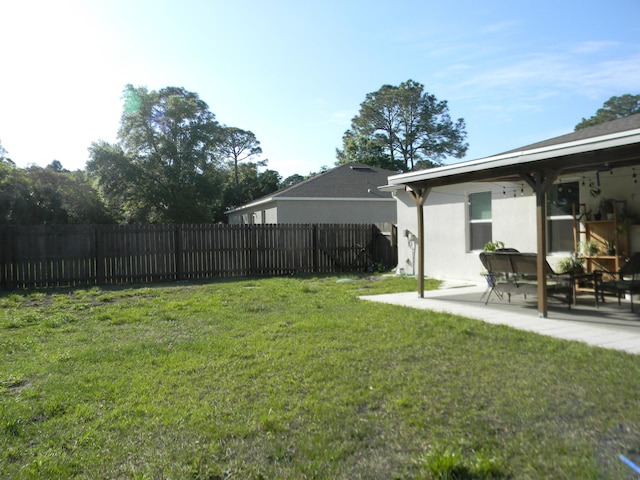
[360,281,640,355]
[384,114,640,318]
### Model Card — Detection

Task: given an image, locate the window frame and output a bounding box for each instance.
[468,190,493,252]
[546,180,579,253]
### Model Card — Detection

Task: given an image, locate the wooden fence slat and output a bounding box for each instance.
[0,223,396,290]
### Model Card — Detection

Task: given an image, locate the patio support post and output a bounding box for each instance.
[521,171,558,318]
[407,186,431,298]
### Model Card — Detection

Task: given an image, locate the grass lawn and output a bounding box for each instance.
[1,274,640,479]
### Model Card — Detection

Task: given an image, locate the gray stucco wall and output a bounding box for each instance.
[228,198,396,224]
[276,199,396,224]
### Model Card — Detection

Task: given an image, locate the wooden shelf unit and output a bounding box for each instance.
[573,201,629,278]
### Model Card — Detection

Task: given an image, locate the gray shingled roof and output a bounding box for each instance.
[499,112,640,155]
[269,163,398,199]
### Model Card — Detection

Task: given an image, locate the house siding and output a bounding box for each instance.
[396,183,539,281]
[229,199,396,225]
[276,199,396,224]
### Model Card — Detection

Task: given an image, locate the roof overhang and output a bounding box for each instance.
[384,127,640,190]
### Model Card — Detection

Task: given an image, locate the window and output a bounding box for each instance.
[469,191,492,251]
[547,181,579,252]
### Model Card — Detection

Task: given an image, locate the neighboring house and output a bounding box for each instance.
[383,114,640,292]
[226,163,398,224]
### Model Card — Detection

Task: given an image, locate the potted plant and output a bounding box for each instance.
[605,239,616,256]
[580,240,598,257]
[600,198,615,220]
[483,240,505,252]
[556,252,585,274]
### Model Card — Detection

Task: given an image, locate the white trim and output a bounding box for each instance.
[272,197,395,202]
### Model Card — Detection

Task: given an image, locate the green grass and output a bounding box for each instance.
[1,274,639,479]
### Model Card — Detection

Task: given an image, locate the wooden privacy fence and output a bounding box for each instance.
[0,223,397,290]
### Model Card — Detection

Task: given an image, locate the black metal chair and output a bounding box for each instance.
[597,252,640,312]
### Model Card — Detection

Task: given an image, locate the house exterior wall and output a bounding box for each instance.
[275,199,396,224]
[228,199,396,225]
[229,212,252,225]
[262,206,278,224]
[396,182,536,282]
[394,168,640,282]
[228,201,278,224]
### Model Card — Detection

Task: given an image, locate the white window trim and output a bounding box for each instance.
[467,191,493,252]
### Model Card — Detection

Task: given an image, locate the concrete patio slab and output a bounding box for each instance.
[360,283,640,355]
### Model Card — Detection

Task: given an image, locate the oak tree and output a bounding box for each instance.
[88,85,224,223]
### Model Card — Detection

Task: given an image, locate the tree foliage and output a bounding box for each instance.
[85,85,284,224]
[216,127,263,186]
[339,80,468,172]
[281,174,305,188]
[221,163,281,213]
[87,85,224,224]
[0,161,112,224]
[0,140,10,164]
[1,84,310,225]
[575,94,640,130]
[336,130,402,171]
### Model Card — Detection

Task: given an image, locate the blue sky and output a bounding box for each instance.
[1,0,639,179]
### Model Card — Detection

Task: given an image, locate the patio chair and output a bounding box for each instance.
[479,249,519,304]
[479,251,574,309]
[597,252,640,312]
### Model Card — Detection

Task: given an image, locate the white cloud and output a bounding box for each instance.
[329,111,353,126]
[447,46,640,106]
[569,40,620,54]
[481,20,520,34]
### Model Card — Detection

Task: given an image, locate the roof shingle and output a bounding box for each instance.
[499,112,640,155]
[268,163,398,199]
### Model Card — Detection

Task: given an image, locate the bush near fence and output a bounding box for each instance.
[0,223,397,290]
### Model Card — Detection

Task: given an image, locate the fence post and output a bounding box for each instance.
[0,227,6,290]
[94,225,105,285]
[249,224,258,276]
[312,224,319,273]
[175,225,184,281]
